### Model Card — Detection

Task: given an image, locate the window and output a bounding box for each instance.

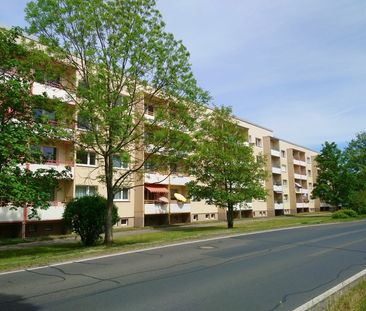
[307,157,311,164]
[120,219,128,226]
[205,214,210,219]
[281,150,286,158]
[211,214,215,219]
[47,188,56,202]
[144,160,154,170]
[76,150,96,166]
[112,155,128,169]
[75,186,97,198]
[114,188,129,201]
[77,114,91,130]
[255,138,262,147]
[281,164,287,172]
[42,146,57,162]
[309,182,313,189]
[145,103,154,116]
[34,108,56,124]
[283,179,288,187]
[308,170,312,176]
[193,214,198,221]
[284,194,288,201]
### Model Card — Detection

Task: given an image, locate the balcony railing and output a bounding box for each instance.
[293,159,307,167]
[32,82,74,104]
[271,149,281,157]
[274,203,284,210]
[272,166,282,174]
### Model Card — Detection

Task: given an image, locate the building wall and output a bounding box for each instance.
[0,61,322,234]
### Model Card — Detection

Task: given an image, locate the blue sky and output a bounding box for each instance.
[1,0,365,150]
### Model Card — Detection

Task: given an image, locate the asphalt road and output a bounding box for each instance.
[2,220,366,311]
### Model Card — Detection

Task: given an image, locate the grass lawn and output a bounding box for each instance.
[0,215,365,273]
[327,279,366,311]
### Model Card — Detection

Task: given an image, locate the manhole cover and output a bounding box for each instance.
[199,245,215,250]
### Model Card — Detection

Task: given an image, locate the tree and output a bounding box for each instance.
[344,132,366,212]
[0,27,71,219]
[64,196,119,246]
[312,142,350,208]
[26,0,209,244]
[187,106,267,229]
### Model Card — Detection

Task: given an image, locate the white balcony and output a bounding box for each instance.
[144,203,168,215]
[272,167,282,174]
[294,173,307,180]
[170,202,191,213]
[274,203,284,210]
[234,202,253,210]
[320,202,332,208]
[296,202,310,209]
[271,149,281,157]
[0,202,65,222]
[36,203,65,220]
[144,202,191,215]
[144,173,191,186]
[273,185,283,192]
[144,113,155,121]
[293,159,307,167]
[0,206,23,222]
[26,162,74,179]
[32,82,74,103]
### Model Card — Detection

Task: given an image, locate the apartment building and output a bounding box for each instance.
[0,60,321,238]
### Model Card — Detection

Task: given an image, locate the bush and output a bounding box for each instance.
[332,209,358,219]
[349,191,366,215]
[63,196,119,246]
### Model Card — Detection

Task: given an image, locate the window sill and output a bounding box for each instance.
[76,164,98,168]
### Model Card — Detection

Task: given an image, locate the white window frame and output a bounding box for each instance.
[75,185,97,198]
[112,155,128,169]
[255,138,262,148]
[76,150,97,166]
[114,188,130,201]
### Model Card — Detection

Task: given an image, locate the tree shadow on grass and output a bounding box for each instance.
[0,293,39,311]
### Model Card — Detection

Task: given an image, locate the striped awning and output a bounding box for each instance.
[145,184,169,193]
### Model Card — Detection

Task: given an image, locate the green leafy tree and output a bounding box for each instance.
[26,0,209,244]
[187,106,267,229]
[64,196,119,246]
[0,27,71,217]
[344,132,366,212]
[312,142,350,208]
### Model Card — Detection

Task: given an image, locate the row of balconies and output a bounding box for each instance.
[0,202,66,222]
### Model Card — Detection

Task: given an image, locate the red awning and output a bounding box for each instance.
[145,184,169,193]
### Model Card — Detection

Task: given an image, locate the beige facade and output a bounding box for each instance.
[0,67,321,237]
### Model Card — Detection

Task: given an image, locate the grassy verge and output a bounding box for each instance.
[327,279,366,311]
[1,215,365,273]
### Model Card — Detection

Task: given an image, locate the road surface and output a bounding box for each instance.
[1,220,366,310]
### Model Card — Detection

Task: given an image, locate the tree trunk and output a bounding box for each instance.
[104,154,114,245]
[227,204,234,229]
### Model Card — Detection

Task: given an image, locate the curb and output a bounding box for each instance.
[293,268,366,311]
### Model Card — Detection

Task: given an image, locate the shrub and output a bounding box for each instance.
[63,196,119,246]
[332,209,358,219]
[349,191,366,215]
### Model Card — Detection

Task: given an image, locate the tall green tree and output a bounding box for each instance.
[187,106,267,229]
[312,142,350,208]
[344,132,366,213]
[0,27,71,217]
[26,0,209,244]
